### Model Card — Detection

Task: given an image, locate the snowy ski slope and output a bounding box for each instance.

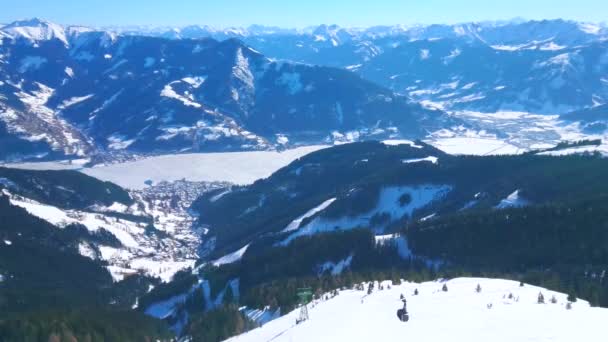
[227,278,608,342]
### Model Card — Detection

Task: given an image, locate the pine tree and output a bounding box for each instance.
[537,292,545,304]
[185,288,206,312]
[442,283,448,292]
[224,284,235,304]
[520,281,525,287]
[414,288,419,296]
[567,292,577,303]
[475,284,482,293]
[550,295,557,304]
[400,294,405,300]
[566,302,573,310]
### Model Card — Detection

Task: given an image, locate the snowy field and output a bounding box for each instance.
[3,146,328,190]
[228,277,608,342]
[426,111,607,155]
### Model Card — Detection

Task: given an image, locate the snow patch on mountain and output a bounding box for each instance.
[496,190,529,209]
[242,307,282,327]
[443,49,461,64]
[161,80,203,108]
[402,156,438,164]
[181,76,206,88]
[90,89,123,117]
[375,234,412,259]
[491,44,528,51]
[107,134,136,150]
[143,57,155,68]
[317,254,353,275]
[18,56,47,73]
[282,198,337,232]
[64,67,74,78]
[212,244,250,267]
[429,137,521,155]
[281,185,451,245]
[145,288,193,319]
[233,47,255,89]
[78,241,97,259]
[419,49,430,60]
[276,72,303,95]
[579,23,602,35]
[382,140,423,148]
[58,94,94,109]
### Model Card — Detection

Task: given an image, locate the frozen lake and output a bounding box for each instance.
[4,145,328,189]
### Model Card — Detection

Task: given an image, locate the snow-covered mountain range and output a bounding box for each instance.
[103,19,608,114]
[2,18,608,162]
[0,18,448,161]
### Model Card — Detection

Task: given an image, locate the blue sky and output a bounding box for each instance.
[1,0,605,27]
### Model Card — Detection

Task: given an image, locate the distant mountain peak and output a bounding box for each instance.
[1,17,68,45]
[3,17,50,27]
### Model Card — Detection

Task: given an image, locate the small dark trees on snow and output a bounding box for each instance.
[520,282,525,287]
[566,302,573,310]
[414,288,419,296]
[400,294,405,300]
[538,292,545,304]
[475,284,482,293]
[567,293,577,303]
[367,282,374,295]
[550,295,558,304]
[442,283,448,292]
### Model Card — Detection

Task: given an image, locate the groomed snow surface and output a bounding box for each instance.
[228,278,608,342]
